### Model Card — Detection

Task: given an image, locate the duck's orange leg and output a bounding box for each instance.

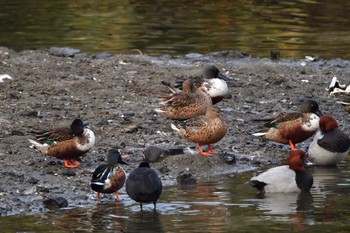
[288,140,298,151]
[63,159,80,168]
[115,192,121,202]
[96,192,101,201]
[197,144,212,157]
[207,145,219,154]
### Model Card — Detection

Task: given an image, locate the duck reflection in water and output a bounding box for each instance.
[251,192,314,231]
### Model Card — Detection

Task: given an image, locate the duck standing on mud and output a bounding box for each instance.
[28,119,95,168]
[253,100,323,151]
[155,78,212,120]
[171,105,228,156]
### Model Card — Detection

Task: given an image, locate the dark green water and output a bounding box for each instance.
[1,0,350,58]
[1,161,350,232]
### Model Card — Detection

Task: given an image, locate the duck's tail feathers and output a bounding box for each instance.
[28,139,49,154]
[171,123,180,132]
[154,108,165,113]
[252,132,267,137]
[161,81,180,93]
[337,101,350,105]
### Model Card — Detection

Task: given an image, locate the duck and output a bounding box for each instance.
[155,78,212,120]
[250,150,313,193]
[307,115,350,166]
[163,65,232,104]
[30,118,89,144]
[90,149,128,201]
[170,105,228,156]
[125,161,162,210]
[28,119,95,168]
[252,100,323,151]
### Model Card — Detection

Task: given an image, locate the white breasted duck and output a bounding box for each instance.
[125,161,162,210]
[250,150,313,193]
[90,149,128,201]
[28,119,95,168]
[165,65,232,104]
[308,115,350,166]
[253,100,323,151]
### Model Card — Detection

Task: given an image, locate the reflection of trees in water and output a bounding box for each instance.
[1,1,350,58]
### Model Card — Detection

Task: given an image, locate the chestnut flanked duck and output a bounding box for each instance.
[167,65,232,104]
[126,161,162,210]
[29,119,90,144]
[90,149,128,201]
[155,78,212,120]
[253,100,323,151]
[250,150,313,193]
[28,119,95,168]
[308,115,350,166]
[171,105,228,156]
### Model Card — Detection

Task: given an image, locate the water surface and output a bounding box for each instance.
[1,160,350,232]
[1,0,350,58]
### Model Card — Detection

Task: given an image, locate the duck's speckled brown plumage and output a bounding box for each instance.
[173,105,228,156]
[159,79,212,120]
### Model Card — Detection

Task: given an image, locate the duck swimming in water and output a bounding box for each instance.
[250,150,313,193]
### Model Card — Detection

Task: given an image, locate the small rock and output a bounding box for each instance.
[221,152,236,165]
[185,53,203,59]
[19,111,39,117]
[123,125,138,133]
[158,166,170,174]
[176,171,197,185]
[37,186,50,193]
[27,177,39,184]
[62,169,76,176]
[11,129,25,136]
[43,197,68,210]
[92,52,113,59]
[49,47,80,57]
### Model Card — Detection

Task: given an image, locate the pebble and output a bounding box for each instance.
[176,171,197,185]
[43,197,68,209]
[62,169,76,176]
[49,47,80,57]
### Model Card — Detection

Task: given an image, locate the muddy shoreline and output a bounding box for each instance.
[0,47,349,216]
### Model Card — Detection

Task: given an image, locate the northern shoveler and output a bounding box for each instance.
[125,161,162,210]
[171,105,228,156]
[164,65,232,104]
[28,119,95,168]
[253,100,323,151]
[308,115,350,166]
[250,150,313,193]
[90,149,128,201]
[155,78,212,120]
